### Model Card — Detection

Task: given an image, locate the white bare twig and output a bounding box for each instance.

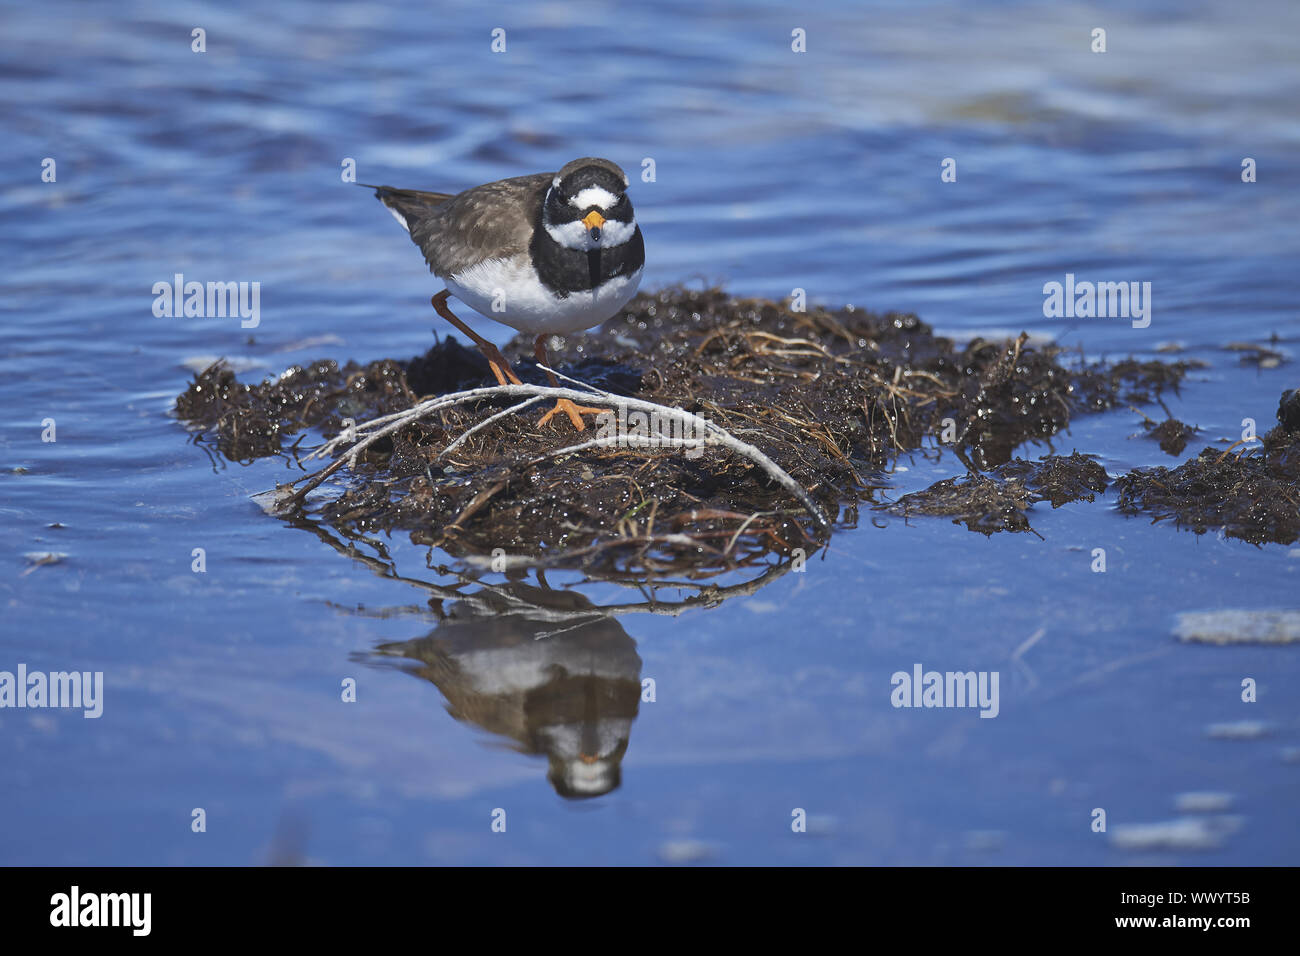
[536,363,604,395]
[267,382,832,532]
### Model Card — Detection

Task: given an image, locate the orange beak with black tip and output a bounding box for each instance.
[582,209,605,242]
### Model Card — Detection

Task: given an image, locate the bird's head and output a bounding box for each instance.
[543,157,637,251]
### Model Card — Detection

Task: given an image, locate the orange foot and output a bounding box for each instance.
[538,398,607,431]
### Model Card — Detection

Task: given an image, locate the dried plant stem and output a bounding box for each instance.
[266,383,831,533]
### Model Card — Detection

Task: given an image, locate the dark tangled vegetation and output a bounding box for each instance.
[175,286,1298,569]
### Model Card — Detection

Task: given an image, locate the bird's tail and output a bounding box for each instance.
[358,183,453,233]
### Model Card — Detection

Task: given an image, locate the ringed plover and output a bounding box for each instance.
[363,157,644,429]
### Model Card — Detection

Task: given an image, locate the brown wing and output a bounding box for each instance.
[408,173,553,279]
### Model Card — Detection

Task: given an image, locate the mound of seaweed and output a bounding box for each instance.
[175,287,1190,571]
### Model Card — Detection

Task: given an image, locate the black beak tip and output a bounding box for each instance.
[589,227,601,242]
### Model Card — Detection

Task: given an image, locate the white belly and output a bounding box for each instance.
[444,257,643,336]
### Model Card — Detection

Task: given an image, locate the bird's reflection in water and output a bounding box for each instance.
[297,515,803,801]
[376,581,642,799]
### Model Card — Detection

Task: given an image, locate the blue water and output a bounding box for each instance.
[2,0,1298,864]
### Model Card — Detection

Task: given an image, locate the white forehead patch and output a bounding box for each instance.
[569,186,619,210]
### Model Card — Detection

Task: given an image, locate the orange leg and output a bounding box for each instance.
[432,291,522,386]
[533,334,606,431]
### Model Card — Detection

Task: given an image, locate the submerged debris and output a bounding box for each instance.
[888,453,1108,534]
[1144,417,1198,456]
[172,288,1218,570]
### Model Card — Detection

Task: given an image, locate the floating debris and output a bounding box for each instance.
[1110,815,1242,851]
[1174,609,1300,645]
[179,354,267,375]
[657,838,716,864]
[1206,721,1270,740]
[1224,342,1288,369]
[21,551,68,576]
[1174,792,1234,813]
